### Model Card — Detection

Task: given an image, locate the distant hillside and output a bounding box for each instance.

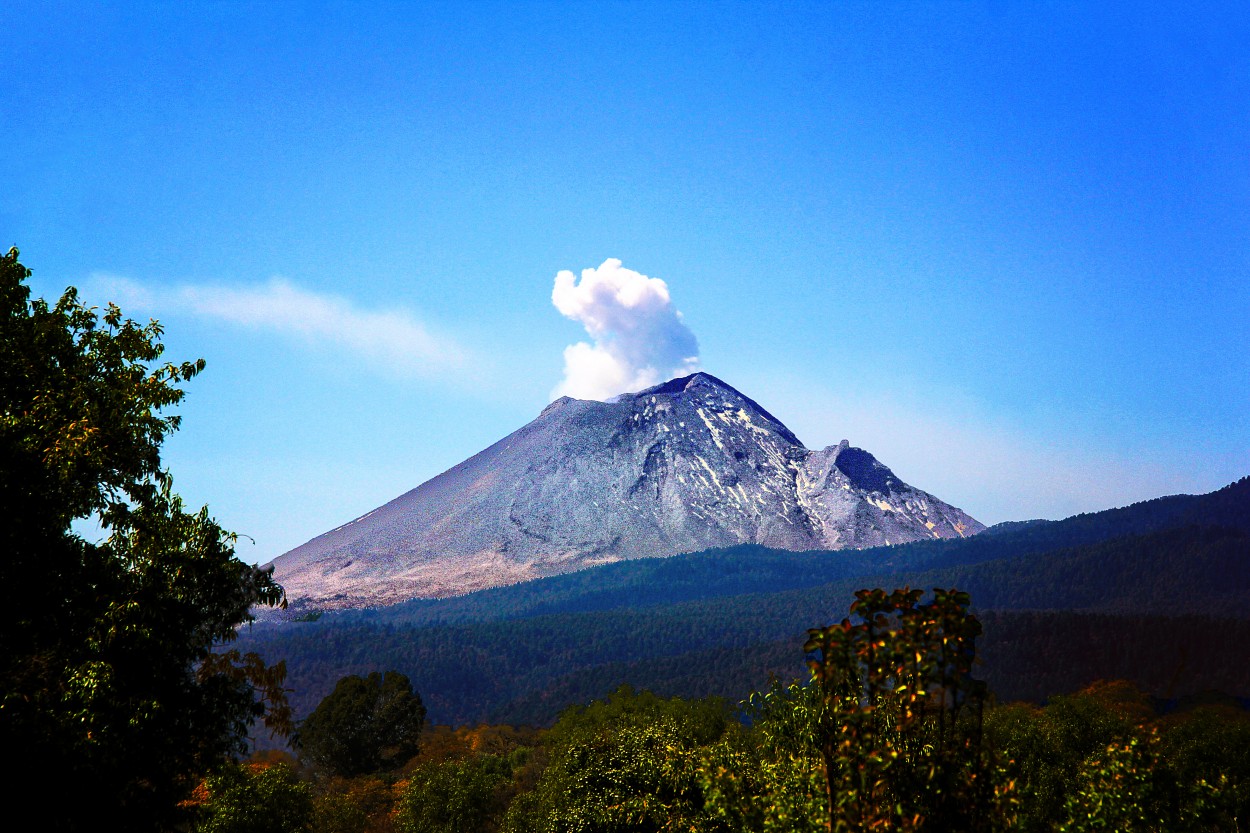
[243,600,1250,727]
[912,524,1250,613]
[489,613,1250,726]
[239,476,1249,726]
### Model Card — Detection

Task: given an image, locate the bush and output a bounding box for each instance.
[396,755,513,833]
[196,762,313,833]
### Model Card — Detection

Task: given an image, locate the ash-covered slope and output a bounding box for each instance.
[271,373,983,608]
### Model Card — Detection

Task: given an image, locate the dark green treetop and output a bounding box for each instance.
[297,670,427,777]
[0,247,288,830]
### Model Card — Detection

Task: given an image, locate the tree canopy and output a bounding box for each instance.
[0,248,288,830]
[297,671,427,777]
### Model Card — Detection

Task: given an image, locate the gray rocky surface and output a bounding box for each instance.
[269,373,984,609]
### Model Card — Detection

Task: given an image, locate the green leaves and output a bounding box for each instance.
[1059,733,1160,833]
[702,679,828,832]
[196,762,313,833]
[396,754,513,833]
[803,587,1007,833]
[297,671,427,777]
[985,684,1250,832]
[502,686,731,833]
[0,248,289,830]
[1,248,200,530]
[703,589,1012,833]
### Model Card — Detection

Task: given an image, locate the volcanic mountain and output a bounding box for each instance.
[270,373,984,609]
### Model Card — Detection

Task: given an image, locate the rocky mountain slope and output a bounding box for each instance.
[269,373,984,608]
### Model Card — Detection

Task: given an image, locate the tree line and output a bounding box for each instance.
[240,600,1250,728]
[196,595,1250,832]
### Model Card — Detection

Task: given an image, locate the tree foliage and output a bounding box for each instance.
[297,671,427,777]
[255,585,1250,833]
[502,685,731,833]
[699,589,1014,832]
[0,248,288,829]
[985,682,1250,832]
[395,754,514,833]
[700,679,829,833]
[195,762,313,833]
[801,588,1013,832]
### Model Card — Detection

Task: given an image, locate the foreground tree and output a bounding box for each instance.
[701,589,1012,832]
[297,671,427,777]
[0,248,288,830]
[803,588,1012,832]
[984,683,1250,832]
[700,679,829,833]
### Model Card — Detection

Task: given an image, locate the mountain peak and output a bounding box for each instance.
[634,371,737,397]
[621,372,802,447]
[539,396,576,416]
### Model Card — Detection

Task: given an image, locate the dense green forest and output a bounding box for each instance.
[240,478,1250,725]
[201,599,1250,833]
[243,607,1250,728]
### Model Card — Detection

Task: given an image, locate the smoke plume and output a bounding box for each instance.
[551,259,700,401]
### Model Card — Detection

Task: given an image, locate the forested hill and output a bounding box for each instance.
[307,475,1250,627]
[242,525,1250,725]
[240,476,1250,726]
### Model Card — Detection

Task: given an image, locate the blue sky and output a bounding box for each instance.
[5,2,1247,564]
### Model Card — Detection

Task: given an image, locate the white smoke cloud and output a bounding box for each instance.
[89,274,468,379]
[551,259,700,401]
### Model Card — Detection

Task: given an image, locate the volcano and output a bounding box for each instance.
[269,373,984,609]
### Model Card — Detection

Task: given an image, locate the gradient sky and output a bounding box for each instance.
[5,2,1247,565]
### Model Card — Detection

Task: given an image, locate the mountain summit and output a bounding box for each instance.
[270,373,984,609]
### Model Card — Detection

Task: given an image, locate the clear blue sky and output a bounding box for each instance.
[5,2,1247,564]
